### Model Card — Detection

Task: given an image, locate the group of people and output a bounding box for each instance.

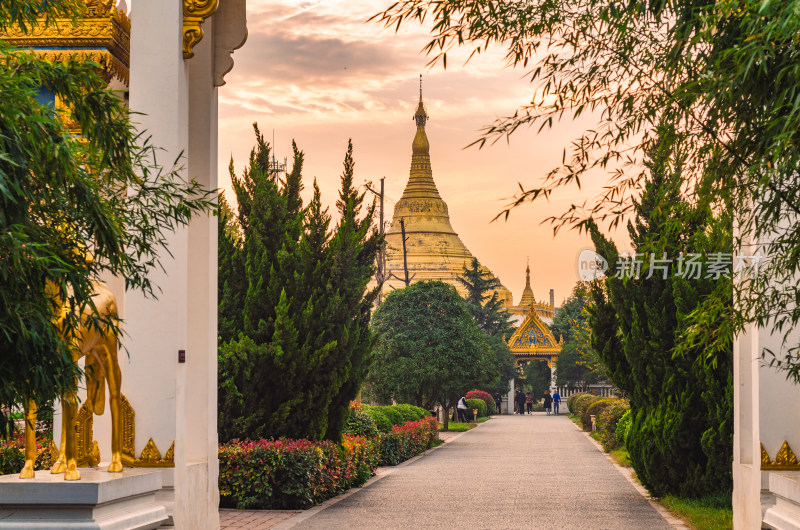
[514,389,560,415]
[455,389,562,420]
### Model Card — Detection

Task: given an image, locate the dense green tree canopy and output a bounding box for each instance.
[0,0,213,434]
[217,129,380,442]
[367,281,495,420]
[457,258,515,393]
[373,0,800,376]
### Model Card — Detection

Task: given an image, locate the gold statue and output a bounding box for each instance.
[20,279,122,481]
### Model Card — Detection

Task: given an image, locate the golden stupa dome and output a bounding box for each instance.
[382,76,513,308]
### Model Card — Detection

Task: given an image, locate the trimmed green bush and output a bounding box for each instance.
[377,406,405,427]
[582,398,616,431]
[466,390,497,415]
[596,399,630,450]
[465,398,487,419]
[343,405,379,439]
[412,406,431,419]
[567,392,589,414]
[616,409,632,447]
[573,394,598,418]
[394,404,421,422]
[363,406,392,433]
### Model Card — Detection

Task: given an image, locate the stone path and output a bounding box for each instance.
[222,414,681,529]
[219,508,297,529]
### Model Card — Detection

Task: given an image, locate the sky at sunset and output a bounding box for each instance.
[215,0,625,305]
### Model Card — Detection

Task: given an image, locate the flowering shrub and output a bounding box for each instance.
[466,390,497,415]
[218,435,379,510]
[379,417,439,466]
[219,404,438,510]
[0,432,53,476]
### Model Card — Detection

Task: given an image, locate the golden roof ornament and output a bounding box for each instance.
[518,259,535,308]
[0,0,131,84]
[183,0,220,59]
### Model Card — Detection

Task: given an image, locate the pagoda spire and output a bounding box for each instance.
[518,259,535,307]
[400,75,440,200]
[525,258,532,290]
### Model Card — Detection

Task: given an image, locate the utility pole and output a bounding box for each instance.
[365,177,386,306]
[388,218,415,287]
[400,219,411,286]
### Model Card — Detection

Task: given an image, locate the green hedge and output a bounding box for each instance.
[596,399,630,450]
[343,406,380,438]
[363,406,392,433]
[573,394,599,418]
[376,406,405,427]
[465,398,487,419]
[466,390,497,415]
[581,398,616,431]
[616,409,632,447]
[394,404,422,422]
[567,393,589,414]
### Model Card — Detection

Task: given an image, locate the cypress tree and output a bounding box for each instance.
[586,131,732,497]
[217,130,379,442]
[323,141,381,440]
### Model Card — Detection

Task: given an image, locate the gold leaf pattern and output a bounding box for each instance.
[139,438,162,463]
[776,441,798,466]
[182,0,219,59]
[762,443,773,466]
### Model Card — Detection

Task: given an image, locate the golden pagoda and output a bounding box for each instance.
[508,261,555,324]
[382,79,513,306]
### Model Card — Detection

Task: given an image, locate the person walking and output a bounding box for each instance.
[494,391,503,415]
[552,390,561,415]
[457,395,469,422]
[543,390,553,416]
[515,389,526,415]
[525,391,533,414]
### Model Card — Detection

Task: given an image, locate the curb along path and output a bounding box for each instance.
[277,414,677,529]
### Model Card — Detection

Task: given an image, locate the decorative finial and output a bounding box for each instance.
[414,75,428,127]
[525,259,531,288]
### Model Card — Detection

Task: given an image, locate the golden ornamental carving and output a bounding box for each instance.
[121,394,135,458]
[123,438,174,468]
[0,1,130,84]
[183,0,220,59]
[75,402,101,467]
[118,395,174,468]
[776,441,798,466]
[761,441,800,470]
[85,0,115,18]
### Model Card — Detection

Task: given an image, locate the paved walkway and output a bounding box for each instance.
[279,414,676,529]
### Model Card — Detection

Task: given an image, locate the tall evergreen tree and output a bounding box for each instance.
[587,131,733,497]
[457,258,515,393]
[217,130,380,442]
[323,141,381,440]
